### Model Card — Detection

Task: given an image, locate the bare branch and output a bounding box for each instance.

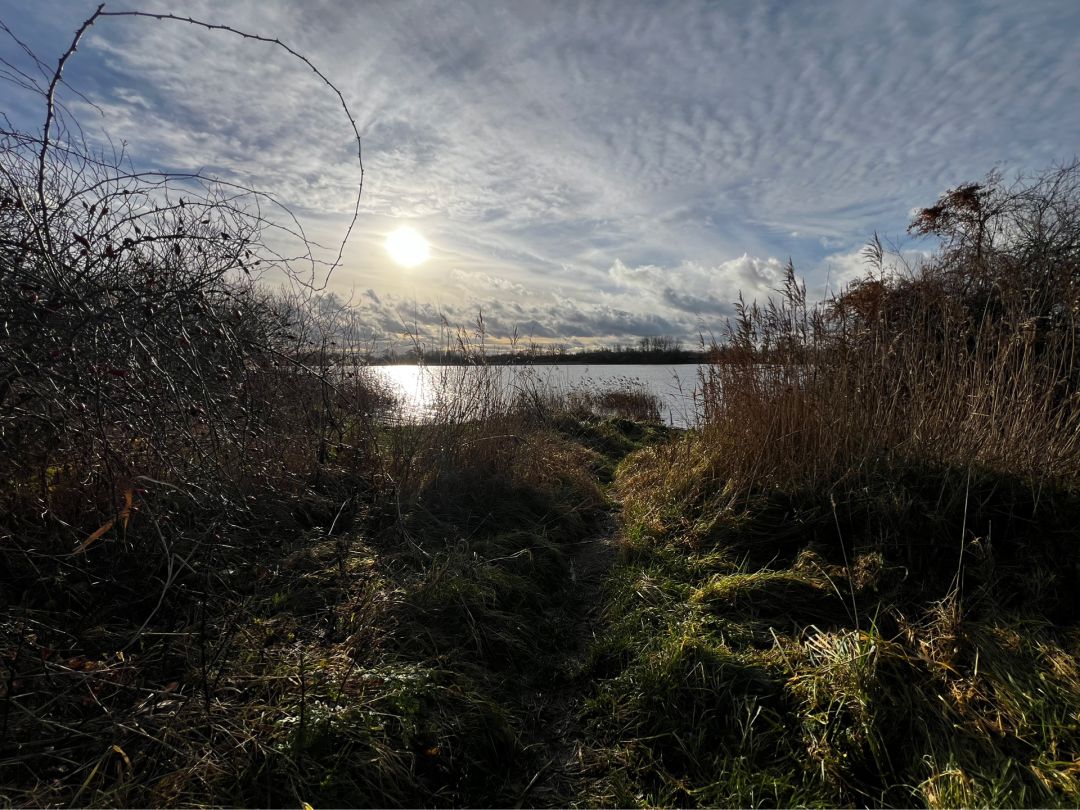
[98,7,364,289]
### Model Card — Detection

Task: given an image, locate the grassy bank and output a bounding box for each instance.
[1,385,670,807]
[4,21,1080,803]
[575,440,1080,807]
[574,166,1080,808]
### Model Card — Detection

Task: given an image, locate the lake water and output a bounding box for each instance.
[369,363,704,429]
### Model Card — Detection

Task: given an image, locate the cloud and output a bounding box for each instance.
[449,269,527,297]
[4,0,1080,344]
[609,255,788,315]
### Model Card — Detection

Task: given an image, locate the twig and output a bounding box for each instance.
[98,7,363,289]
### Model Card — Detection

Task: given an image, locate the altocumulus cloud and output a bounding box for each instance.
[609,256,789,318]
[2,0,1079,344]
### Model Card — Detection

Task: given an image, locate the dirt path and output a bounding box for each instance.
[515,515,619,807]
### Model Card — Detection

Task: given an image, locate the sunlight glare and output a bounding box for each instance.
[385,226,430,267]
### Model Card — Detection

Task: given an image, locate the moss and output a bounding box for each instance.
[573,435,1080,808]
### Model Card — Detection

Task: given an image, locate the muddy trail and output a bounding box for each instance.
[497,422,674,807]
[513,518,619,808]
[0,416,670,808]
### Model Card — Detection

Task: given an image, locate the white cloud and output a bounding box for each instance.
[609,255,788,314]
[449,269,527,297]
[4,0,1080,342]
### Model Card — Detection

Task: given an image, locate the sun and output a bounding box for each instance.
[385,226,430,267]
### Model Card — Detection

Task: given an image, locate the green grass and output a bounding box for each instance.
[571,437,1080,808]
[212,418,631,808]
[6,407,1080,808]
[0,414,665,808]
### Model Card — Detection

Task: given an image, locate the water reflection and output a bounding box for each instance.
[369,363,702,428]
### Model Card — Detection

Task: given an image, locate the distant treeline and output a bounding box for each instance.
[371,335,708,365]
[287,341,795,368]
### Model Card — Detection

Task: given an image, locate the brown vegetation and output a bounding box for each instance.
[582,162,1080,807]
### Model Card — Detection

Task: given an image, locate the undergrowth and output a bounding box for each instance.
[0,9,669,805]
[5,8,1080,807]
[1,401,663,807]
[576,164,1080,808]
[578,451,1080,807]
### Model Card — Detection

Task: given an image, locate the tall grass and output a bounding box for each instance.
[700,167,1080,491]
[0,8,676,806]
[0,174,654,808]
[584,163,1080,808]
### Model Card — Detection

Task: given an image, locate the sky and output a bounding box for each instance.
[2,0,1079,347]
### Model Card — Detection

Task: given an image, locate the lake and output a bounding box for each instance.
[369,363,704,429]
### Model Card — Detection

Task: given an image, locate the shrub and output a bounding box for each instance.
[699,162,1080,492]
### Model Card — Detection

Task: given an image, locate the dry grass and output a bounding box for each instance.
[0,12,683,806]
[1,309,659,807]
[578,164,1080,808]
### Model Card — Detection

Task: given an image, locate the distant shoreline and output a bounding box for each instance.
[367,350,707,366]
